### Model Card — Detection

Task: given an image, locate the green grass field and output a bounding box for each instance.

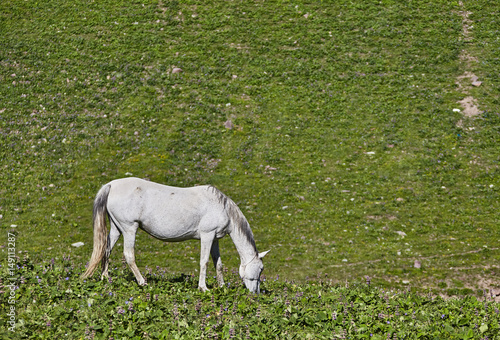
[1,0,500,338]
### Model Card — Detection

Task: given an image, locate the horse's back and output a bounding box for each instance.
[104,178,228,240]
[107,177,213,210]
[107,177,209,198]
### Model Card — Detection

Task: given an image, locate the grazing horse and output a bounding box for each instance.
[81,177,269,293]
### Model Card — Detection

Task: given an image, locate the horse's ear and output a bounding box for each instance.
[258,250,270,259]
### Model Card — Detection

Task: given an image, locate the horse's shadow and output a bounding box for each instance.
[145,273,194,284]
[117,272,273,294]
[118,272,198,288]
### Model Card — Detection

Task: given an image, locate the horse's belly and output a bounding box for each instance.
[141,222,200,241]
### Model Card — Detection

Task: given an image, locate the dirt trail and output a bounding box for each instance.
[456,1,481,118]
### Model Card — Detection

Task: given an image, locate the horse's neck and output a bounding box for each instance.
[229,226,258,265]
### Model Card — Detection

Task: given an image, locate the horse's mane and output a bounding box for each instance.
[208,186,257,252]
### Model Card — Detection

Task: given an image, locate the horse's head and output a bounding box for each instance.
[239,250,269,294]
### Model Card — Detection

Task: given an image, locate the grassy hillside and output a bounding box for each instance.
[1,0,500,337]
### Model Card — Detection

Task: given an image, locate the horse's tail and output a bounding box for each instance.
[81,184,111,279]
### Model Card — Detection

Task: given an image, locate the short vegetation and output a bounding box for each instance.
[1,0,499,338]
[5,255,500,339]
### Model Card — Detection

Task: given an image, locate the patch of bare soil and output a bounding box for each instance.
[458,96,481,117]
[456,71,482,92]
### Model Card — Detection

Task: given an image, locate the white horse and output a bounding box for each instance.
[81,177,269,293]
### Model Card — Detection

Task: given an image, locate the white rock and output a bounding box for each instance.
[71,242,85,248]
[395,231,407,237]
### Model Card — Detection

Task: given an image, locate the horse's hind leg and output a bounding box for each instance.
[101,220,121,280]
[210,239,225,287]
[122,222,146,286]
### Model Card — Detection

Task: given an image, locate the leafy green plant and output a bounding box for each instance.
[2,255,500,339]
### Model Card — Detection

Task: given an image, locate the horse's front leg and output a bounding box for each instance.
[122,223,147,286]
[198,233,215,292]
[210,239,224,287]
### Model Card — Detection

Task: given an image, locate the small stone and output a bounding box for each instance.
[396,197,404,202]
[402,280,410,285]
[395,231,407,237]
[414,260,421,269]
[224,120,234,129]
[471,81,482,87]
[71,242,85,248]
[172,67,183,74]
